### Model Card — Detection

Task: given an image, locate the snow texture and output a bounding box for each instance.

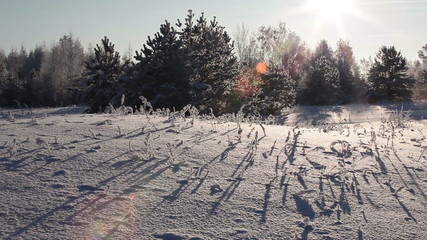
[0,103,426,240]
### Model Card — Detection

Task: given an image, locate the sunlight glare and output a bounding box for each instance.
[301,0,362,38]
[308,0,356,21]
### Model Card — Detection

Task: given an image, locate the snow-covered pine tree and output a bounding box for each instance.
[299,40,342,105]
[367,46,415,102]
[119,20,190,110]
[259,69,297,114]
[85,36,128,113]
[178,10,238,114]
[119,11,237,114]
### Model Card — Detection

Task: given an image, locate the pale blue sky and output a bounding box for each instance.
[0,0,426,61]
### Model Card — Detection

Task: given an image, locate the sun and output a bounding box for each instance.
[300,0,361,37]
[307,0,356,22]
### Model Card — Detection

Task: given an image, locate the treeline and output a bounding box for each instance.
[0,34,86,107]
[0,10,426,115]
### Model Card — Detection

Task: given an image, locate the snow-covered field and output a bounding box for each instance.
[0,103,426,240]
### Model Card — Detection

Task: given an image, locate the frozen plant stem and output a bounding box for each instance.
[417,149,425,162]
[89,129,96,139]
[167,143,176,164]
[8,139,17,157]
[260,123,267,137]
[36,137,51,155]
[143,133,152,158]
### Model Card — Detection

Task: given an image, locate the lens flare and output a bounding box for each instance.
[255,62,268,74]
[67,192,142,239]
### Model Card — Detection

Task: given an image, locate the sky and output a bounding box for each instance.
[0,0,426,62]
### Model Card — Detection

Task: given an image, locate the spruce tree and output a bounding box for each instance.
[85,36,128,113]
[367,46,414,102]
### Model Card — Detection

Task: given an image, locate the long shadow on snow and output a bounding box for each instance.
[210,175,244,215]
[293,194,316,220]
[163,179,193,201]
[124,125,174,139]
[374,152,388,174]
[85,152,128,172]
[102,210,134,240]
[124,158,168,185]
[339,186,351,215]
[231,150,255,177]
[382,101,427,120]
[394,195,418,223]
[164,166,211,200]
[393,148,427,203]
[5,192,94,240]
[260,182,273,223]
[25,155,61,176]
[1,147,50,172]
[1,155,33,171]
[290,105,343,126]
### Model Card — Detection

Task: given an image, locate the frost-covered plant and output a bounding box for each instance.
[142,133,153,158]
[105,95,134,115]
[7,112,15,122]
[138,96,153,116]
[88,129,98,139]
[8,139,17,157]
[387,105,411,129]
[36,137,51,154]
[330,140,352,158]
[117,126,123,137]
[29,117,38,126]
[167,142,176,164]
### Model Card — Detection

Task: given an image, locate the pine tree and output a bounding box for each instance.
[120,20,190,109]
[415,44,427,99]
[299,40,341,105]
[85,36,128,113]
[120,10,237,114]
[0,58,9,105]
[0,69,25,107]
[178,10,238,113]
[0,49,27,106]
[258,69,296,114]
[367,46,414,102]
[302,56,341,105]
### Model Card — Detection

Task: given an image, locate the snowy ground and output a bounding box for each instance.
[0,103,426,240]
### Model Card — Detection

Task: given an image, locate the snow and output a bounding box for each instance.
[0,104,426,240]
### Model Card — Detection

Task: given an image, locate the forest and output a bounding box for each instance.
[1,9,427,240]
[0,10,426,115]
